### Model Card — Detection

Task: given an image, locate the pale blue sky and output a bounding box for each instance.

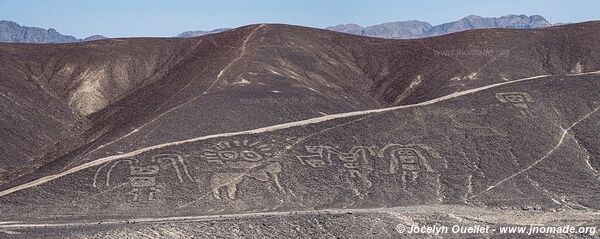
[0,0,598,38]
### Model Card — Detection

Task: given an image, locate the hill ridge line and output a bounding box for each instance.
[0,71,598,198]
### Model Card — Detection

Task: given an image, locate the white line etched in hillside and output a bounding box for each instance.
[1,205,600,231]
[570,70,600,76]
[0,207,380,229]
[210,24,264,93]
[0,72,599,198]
[468,105,600,200]
[78,25,265,157]
[0,229,20,235]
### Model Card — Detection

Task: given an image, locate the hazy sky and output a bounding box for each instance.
[1,0,598,38]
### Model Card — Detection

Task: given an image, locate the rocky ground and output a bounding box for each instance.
[1,22,600,238]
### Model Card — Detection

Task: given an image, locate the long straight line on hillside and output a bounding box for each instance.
[0,207,379,229]
[1,204,599,230]
[468,105,600,200]
[0,71,599,198]
[76,25,265,159]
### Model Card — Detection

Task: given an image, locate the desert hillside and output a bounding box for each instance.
[0,22,599,238]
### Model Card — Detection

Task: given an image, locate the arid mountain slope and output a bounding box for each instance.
[0,72,599,238]
[0,22,599,238]
[3,22,600,188]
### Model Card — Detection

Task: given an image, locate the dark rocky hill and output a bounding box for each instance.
[0,22,599,238]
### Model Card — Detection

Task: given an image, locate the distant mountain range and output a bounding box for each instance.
[0,20,106,43]
[0,15,559,43]
[326,14,553,39]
